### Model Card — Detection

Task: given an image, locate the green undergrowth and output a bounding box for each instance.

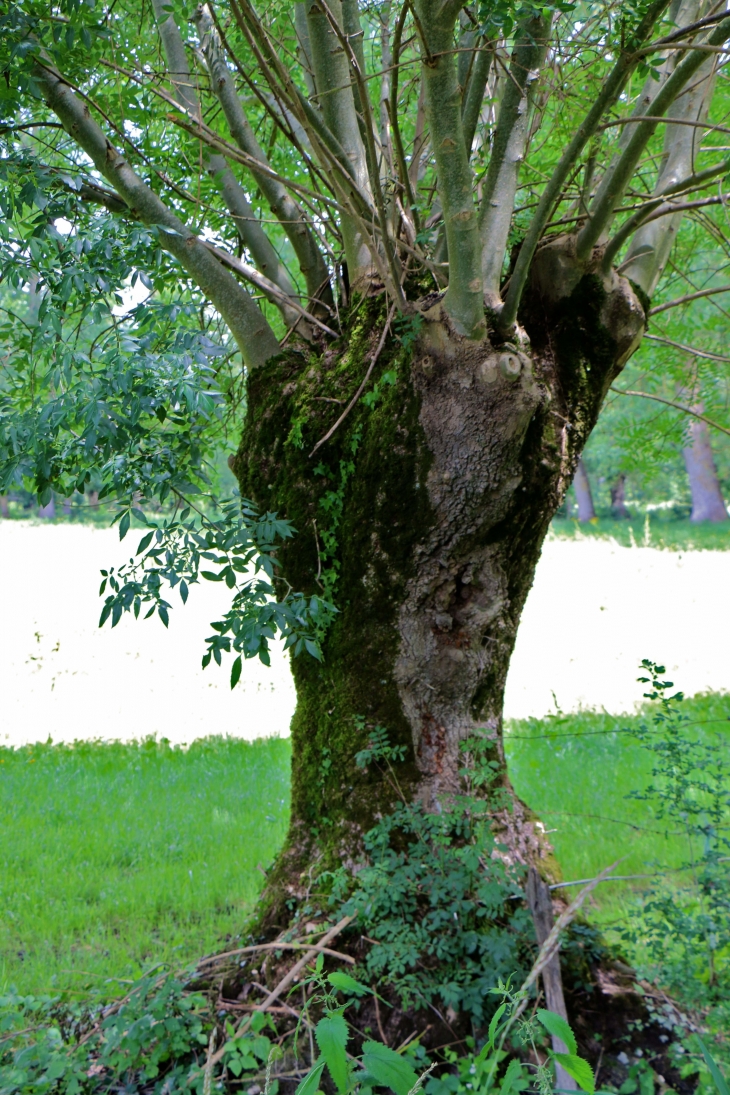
[550,514,730,551]
[3,691,729,1039]
[505,690,730,967]
[506,690,730,883]
[0,736,290,999]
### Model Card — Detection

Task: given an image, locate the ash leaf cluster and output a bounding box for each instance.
[100,496,337,681]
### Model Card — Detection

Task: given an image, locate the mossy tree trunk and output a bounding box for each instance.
[233,240,645,928]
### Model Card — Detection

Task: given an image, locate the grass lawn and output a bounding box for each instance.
[505,691,730,931]
[2,692,728,1001]
[550,513,730,551]
[0,736,290,998]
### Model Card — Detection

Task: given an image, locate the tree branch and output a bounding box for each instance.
[616,0,720,295]
[610,387,730,439]
[150,0,303,328]
[201,241,338,335]
[461,39,492,161]
[32,58,280,370]
[601,153,730,273]
[479,11,550,308]
[196,4,333,309]
[304,0,375,285]
[317,0,406,306]
[498,0,673,335]
[644,332,730,362]
[575,11,730,263]
[388,1,420,233]
[412,0,484,337]
[648,283,730,315]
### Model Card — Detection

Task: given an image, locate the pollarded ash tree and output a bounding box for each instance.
[2,0,730,933]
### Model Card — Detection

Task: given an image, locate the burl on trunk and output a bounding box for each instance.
[233,240,645,915]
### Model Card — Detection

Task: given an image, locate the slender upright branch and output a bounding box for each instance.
[479,12,550,308]
[575,10,730,262]
[461,39,493,160]
[388,2,420,231]
[151,0,303,327]
[619,0,719,294]
[196,5,333,308]
[305,0,375,284]
[318,0,406,306]
[498,0,673,334]
[32,60,280,369]
[412,0,484,337]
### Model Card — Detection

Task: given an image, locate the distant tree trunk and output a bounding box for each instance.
[572,458,596,521]
[38,496,56,519]
[610,473,630,519]
[683,415,727,523]
[0,495,8,518]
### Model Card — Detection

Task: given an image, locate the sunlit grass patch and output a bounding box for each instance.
[550,514,730,551]
[505,690,730,934]
[0,735,291,998]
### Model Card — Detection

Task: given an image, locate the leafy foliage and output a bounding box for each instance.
[99,496,336,678]
[0,972,211,1095]
[620,662,730,1001]
[331,733,532,1024]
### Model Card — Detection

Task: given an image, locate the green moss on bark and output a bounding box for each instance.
[232,299,436,903]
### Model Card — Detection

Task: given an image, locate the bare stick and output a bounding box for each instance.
[310,304,396,457]
[644,332,730,362]
[197,940,356,968]
[610,387,730,438]
[202,915,354,1073]
[648,283,730,314]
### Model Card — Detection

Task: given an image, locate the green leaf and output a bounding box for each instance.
[477,1002,506,1061]
[552,1054,595,1095]
[328,972,370,997]
[315,1014,350,1093]
[295,1059,326,1095]
[500,1058,523,1095]
[697,1037,729,1095]
[537,1009,577,1055]
[136,531,154,555]
[362,1041,418,1095]
[230,655,242,689]
[119,510,130,540]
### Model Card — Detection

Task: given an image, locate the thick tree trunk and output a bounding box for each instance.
[233,239,644,924]
[683,415,728,522]
[572,457,596,521]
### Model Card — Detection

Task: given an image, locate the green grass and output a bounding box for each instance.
[3,692,729,1004]
[0,736,290,998]
[505,690,730,933]
[550,513,730,551]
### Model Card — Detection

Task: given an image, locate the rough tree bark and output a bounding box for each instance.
[233,241,644,921]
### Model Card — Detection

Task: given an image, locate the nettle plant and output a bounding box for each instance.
[230,965,597,1095]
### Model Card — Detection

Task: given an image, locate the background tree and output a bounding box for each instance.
[3,0,730,954]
